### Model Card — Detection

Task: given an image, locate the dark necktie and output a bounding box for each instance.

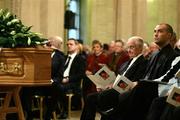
[64,56,71,70]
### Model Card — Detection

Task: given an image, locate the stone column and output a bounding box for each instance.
[9,0,64,39]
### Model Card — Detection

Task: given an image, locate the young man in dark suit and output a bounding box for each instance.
[45,38,86,120]
[80,36,148,120]
[145,34,180,120]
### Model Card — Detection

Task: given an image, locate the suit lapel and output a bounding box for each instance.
[125,55,143,76]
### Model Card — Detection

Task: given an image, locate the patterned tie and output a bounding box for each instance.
[64,56,71,70]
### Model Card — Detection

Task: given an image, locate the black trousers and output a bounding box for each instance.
[146,97,167,120]
[45,82,79,120]
[108,82,158,120]
[160,100,180,120]
[80,89,119,120]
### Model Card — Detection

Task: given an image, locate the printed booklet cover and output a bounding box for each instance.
[88,65,116,89]
[112,75,133,94]
[166,86,180,107]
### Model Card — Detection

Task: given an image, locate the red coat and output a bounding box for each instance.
[85,52,108,94]
[86,52,108,74]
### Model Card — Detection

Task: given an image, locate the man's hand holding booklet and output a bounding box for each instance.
[87,65,134,93]
[166,70,180,107]
[87,65,116,90]
[112,75,134,94]
[166,86,180,107]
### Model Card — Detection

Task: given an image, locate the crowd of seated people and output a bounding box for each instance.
[80,23,180,120]
[81,36,148,120]
[5,22,179,120]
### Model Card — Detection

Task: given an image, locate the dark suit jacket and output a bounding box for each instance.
[144,44,178,80]
[162,60,180,82]
[146,59,180,120]
[118,55,148,81]
[135,44,179,102]
[67,53,86,84]
[120,44,179,120]
[51,50,65,83]
[96,55,148,112]
[59,53,86,93]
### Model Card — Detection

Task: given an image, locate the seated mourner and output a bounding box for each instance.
[146,56,180,120]
[20,36,65,120]
[80,36,148,120]
[45,38,86,120]
[81,23,179,120]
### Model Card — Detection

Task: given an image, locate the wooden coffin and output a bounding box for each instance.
[0,47,52,85]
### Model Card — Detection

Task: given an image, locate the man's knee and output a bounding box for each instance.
[173,106,180,120]
[86,92,98,104]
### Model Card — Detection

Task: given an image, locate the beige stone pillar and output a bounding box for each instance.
[90,0,117,44]
[116,0,147,41]
[85,0,147,44]
[0,0,12,10]
[177,0,180,38]
[146,0,179,41]
[20,0,64,38]
[4,0,65,39]
[80,0,92,45]
[0,0,5,9]
[46,0,65,38]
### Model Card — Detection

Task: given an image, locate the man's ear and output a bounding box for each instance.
[168,32,173,39]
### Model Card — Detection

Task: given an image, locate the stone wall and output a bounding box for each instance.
[0,0,180,46]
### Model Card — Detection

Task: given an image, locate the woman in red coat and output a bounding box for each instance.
[82,40,108,101]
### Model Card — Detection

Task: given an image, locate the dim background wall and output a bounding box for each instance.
[0,0,180,46]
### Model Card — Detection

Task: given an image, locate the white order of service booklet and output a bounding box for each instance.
[112,74,134,94]
[88,65,134,93]
[166,70,180,107]
[87,65,116,89]
[166,86,180,107]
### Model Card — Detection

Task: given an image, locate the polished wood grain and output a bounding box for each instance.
[0,47,52,85]
[0,47,52,120]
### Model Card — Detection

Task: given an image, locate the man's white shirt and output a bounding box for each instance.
[155,56,180,97]
[63,52,77,77]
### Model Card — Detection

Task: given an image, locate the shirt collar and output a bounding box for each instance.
[68,52,77,59]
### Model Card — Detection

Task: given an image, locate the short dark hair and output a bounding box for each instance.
[68,38,79,44]
[159,23,173,35]
[115,39,124,46]
[92,40,102,48]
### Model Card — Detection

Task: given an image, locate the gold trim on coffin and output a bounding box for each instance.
[0,47,52,85]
